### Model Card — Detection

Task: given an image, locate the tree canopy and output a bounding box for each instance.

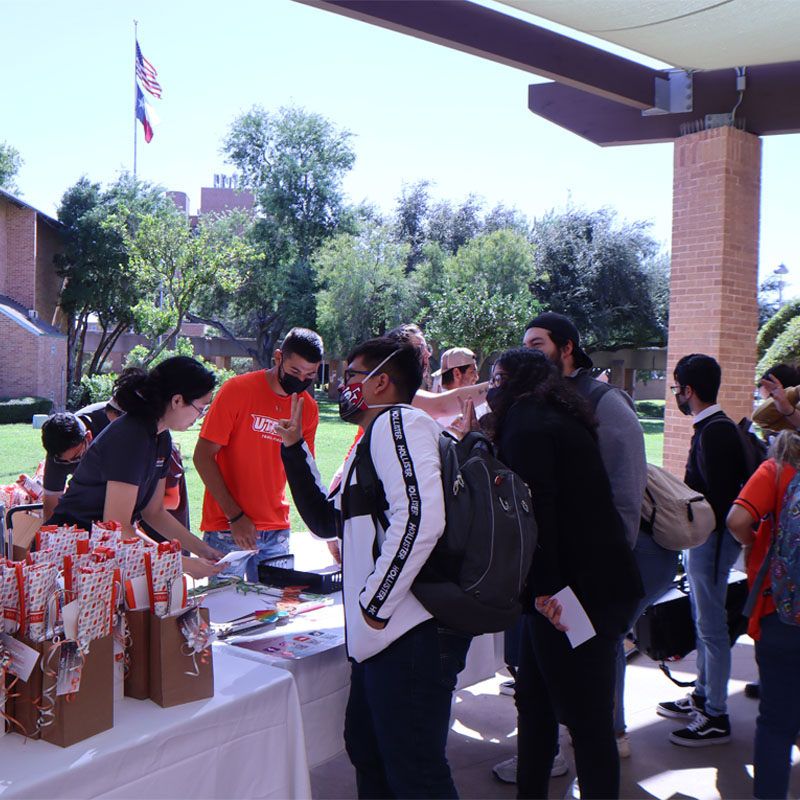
[55,173,174,401]
[531,208,668,352]
[219,105,357,363]
[0,142,23,193]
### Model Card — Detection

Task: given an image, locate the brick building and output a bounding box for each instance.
[0,189,67,407]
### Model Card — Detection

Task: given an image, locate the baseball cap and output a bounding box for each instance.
[431,347,477,377]
[525,312,593,369]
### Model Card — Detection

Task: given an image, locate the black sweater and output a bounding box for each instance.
[685,410,748,533]
[497,398,643,636]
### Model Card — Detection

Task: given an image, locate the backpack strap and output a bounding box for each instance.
[699,415,751,583]
[350,407,397,533]
[743,513,774,618]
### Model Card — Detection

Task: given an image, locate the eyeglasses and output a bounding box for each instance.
[53,439,88,465]
[190,401,211,418]
[342,369,372,385]
[489,372,508,388]
[670,385,686,396]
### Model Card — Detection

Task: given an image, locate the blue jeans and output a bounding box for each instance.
[202,529,290,582]
[614,531,680,732]
[344,619,471,799]
[754,613,800,800]
[685,529,742,717]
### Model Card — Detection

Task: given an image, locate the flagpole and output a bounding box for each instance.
[133,19,138,177]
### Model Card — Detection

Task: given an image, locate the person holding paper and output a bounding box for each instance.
[484,348,642,799]
[48,357,223,579]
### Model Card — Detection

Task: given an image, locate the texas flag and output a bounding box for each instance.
[136,82,160,143]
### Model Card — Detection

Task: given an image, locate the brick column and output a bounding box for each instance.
[662,126,761,476]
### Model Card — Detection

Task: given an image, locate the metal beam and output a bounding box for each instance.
[295,0,659,109]
[528,61,800,145]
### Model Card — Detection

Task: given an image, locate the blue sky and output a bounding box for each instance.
[3,0,797,294]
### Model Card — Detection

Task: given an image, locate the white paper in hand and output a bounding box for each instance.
[551,586,596,648]
[215,549,257,566]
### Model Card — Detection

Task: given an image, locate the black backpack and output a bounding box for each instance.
[355,411,538,636]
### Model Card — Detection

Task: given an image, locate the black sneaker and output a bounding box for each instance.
[669,712,731,747]
[744,682,760,700]
[657,693,705,719]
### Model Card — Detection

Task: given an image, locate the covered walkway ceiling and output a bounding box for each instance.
[498,1,800,71]
[297,0,800,145]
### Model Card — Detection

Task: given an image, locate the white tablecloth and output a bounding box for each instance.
[0,648,311,799]
[207,586,504,768]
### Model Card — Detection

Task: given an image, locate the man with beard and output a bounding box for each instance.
[491,312,648,782]
[522,313,646,548]
[656,353,748,746]
[193,327,322,580]
[277,337,470,798]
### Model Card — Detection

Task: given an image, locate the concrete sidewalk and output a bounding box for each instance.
[311,638,800,799]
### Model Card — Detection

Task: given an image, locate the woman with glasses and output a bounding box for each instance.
[483,348,642,799]
[48,357,223,578]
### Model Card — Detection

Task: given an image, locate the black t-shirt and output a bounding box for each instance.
[48,414,171,531]
[42,402,113,493]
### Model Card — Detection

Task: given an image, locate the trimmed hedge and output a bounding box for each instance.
[635,399,665,419]
[0,396,53,424]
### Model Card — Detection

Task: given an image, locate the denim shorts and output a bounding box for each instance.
[203,529,290,582]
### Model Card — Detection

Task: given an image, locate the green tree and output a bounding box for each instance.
[125,211,250,365]
[54,174,174,401]
[0,142,22,192]
[757,298,800,359]
[424,229,541,366]
[220,105,357,363]
[426,280,538,368]
[313,221,415,356]
[531,208,668,351]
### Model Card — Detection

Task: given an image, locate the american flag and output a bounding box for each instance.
[135,39,162,99]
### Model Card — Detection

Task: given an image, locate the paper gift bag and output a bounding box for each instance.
[40,634,114,747]
[11,512,42,562]
[8,635,45,738]
[149,607,213,708]
[124,609,150,700]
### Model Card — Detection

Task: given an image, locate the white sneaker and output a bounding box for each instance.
[491,753,570,784]
[499,679,515,696]
[492,755,517,783]
[551,752,569,777]
[616,733,631,758]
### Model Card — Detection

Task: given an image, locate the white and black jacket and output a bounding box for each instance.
[281,405,445,663]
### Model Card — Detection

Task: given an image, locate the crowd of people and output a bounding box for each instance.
[34,313,800,799]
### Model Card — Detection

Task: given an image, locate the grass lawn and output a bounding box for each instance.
[0,399,664,534]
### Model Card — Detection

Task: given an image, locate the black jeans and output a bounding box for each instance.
[344,618,472,799]
[516,611,625,799]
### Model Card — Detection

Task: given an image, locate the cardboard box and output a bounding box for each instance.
[124,609,150,700]
[149,607,214,708]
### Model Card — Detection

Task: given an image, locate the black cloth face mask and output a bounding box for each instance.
[278,363,313,395]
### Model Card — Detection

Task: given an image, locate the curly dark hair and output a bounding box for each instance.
[490,348,597,441]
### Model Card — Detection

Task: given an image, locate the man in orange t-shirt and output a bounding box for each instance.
[193,327,322,580]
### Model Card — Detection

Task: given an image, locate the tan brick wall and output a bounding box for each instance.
[663,127,761,476]
[0,201,7,294]
[0,314,66,405]
[34,222,64,327]
[199,187,254,216]
[5,205,36,308]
